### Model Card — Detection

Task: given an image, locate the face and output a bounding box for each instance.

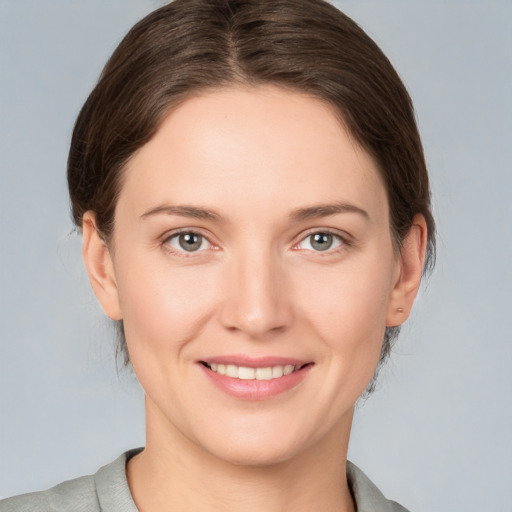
[85,86,419,466]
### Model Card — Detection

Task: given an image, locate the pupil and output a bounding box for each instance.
[311,233,332,251]
[179,233,202,251]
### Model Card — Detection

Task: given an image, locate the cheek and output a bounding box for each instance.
[113,254,221,355]
[293,250,397,389]
[297,259,394,334]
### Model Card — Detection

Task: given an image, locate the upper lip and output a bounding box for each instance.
[199,355,312,368]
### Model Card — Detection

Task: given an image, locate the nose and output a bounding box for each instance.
[218,246,293,339]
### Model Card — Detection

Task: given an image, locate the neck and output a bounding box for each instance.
[127,399,355,512]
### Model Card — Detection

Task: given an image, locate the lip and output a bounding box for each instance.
[197,355,313,400]
[201,355,309,368]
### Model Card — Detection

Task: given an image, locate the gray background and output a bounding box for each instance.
[1,1,511,510]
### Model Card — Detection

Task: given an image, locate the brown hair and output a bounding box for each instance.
[68,0,435,386]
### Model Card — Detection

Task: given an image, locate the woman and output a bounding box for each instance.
[1,0,434,510]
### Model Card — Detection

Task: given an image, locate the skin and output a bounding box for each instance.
[83,85,427,512]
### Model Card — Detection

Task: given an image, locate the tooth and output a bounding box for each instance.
[283,365,295,375]
[272,366,284,378]
[239,366,256,380]
[256,367,273,380]
[226,364,238,378]
[210,363,300,379]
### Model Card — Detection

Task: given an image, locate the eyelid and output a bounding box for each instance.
[292,228,351,252]
[161,228,218,255]
[159,227,352,256]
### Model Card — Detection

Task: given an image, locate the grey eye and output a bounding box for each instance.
[297,232,343,252]
[168,232,209,252]
[310,233,334,251]
[180,233,202,251]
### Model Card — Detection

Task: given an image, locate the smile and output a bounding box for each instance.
[203,362,300,380]
[199,357,313,399]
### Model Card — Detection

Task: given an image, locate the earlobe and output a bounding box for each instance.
[386,214,428,327]
[82,212,122,321]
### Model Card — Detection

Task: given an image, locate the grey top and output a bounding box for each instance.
[1,449,410,512]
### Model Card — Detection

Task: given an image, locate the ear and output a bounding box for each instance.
[386,214,428,327]
[82,211,122,321]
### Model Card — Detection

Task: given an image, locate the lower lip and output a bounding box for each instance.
[199,364,312,400]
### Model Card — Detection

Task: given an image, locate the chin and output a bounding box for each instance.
[190,413,331,468]
[206,436,305,468]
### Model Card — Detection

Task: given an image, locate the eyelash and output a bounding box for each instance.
[292,229,349,255]
[162,229,216,257]
[161,228,351,257]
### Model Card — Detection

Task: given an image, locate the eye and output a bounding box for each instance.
[297,231,343,252]
[166,232,211,253]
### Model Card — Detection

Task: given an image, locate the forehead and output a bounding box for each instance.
[120,85,388,222]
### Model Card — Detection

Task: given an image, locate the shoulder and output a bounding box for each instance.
[347,461,411,512]
[0,450,141,512]
[0,474,98,512]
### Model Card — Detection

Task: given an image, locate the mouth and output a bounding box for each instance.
[200,361,310,380]
[198,357,313,399]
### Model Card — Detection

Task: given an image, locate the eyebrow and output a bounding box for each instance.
[140,204,222,221]
[290,202,369,222]
[140,201,369,223]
